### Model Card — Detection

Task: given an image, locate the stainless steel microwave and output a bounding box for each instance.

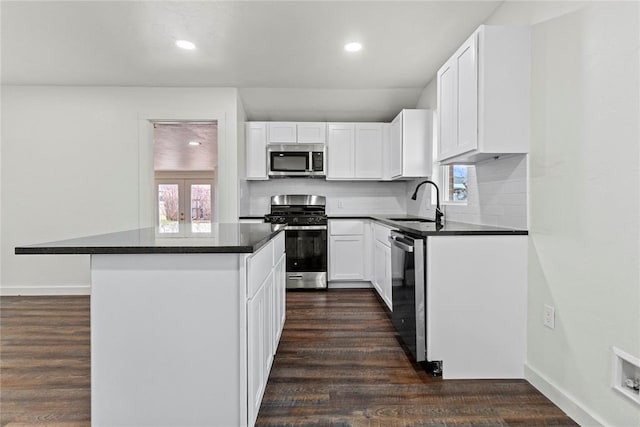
[267,144,325,178]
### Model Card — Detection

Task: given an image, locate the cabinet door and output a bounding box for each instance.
[373,240,386,297]
[297,123,326,144]
[437,61,457,161]
[374,240,392,311]
[329,235,364,280]
[327,123,355,179]
[274,253,286,347]
[455,33,478,155]
[264,273,275,372]
[246,122,268,180]
[268,122,297,143]
[389,113,402,178]
[355,123,383,179]
[382,245,392,311]
[247,284,266,426]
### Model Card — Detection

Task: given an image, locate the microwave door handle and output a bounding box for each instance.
[308,151,313,172]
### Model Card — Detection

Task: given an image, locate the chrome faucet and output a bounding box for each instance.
[411,180,444,225]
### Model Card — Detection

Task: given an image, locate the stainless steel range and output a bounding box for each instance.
[264,195,327,289]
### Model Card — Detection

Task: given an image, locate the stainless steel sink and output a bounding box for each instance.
[387,217,434,223]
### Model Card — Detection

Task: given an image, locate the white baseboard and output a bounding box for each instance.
[525,364,605,427]
[328,281,373,289]
[0,285,91,296]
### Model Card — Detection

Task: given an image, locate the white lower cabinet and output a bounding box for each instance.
[371,222,393,310]
[246,232,286,426]
[373,240,392,310]
[247,279,267,425]
[426,235,527,379]
[328,220,368,281]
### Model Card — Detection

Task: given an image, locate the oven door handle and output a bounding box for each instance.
[389,235,414,252]
[285,225,327,230]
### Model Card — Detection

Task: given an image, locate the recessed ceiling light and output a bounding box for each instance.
[344,42,362,52]
[188,141,201,146]
[176,40,196,50]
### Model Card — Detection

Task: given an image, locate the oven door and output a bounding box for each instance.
[389,231,426,362]
[285,226,327,289]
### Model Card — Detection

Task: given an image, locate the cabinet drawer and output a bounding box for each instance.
[273,231,285,263]
[330,220,364,235]
[248,241,273,298]
[373,222,392,246]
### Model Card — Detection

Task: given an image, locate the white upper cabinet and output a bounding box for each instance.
[245,122,268,180]
[327,123,356,179]
[297,123,326,144]
[355,123,384,179]
[437,25,531,164]
[327,123,386,180]
[267,122,297,143]
[388,109,433,180]
[267,122,326,144]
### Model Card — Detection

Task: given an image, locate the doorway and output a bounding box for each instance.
[153,122,217,235]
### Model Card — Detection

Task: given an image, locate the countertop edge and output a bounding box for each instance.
[328,215,529,236]
[15,228,284,255]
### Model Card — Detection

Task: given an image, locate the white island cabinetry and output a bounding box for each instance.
[87,228,285,427]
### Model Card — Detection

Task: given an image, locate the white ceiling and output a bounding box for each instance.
[1,0,503,121]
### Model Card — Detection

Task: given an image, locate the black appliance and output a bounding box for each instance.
[264,195,327,289]
[267,144,325,178]
[389,230,426,362]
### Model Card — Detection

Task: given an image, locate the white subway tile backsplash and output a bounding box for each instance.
[245,179,407,216]
[446,154,528,229]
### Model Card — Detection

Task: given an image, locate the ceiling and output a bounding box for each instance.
[154,122,218,171]
[1,1,503,121]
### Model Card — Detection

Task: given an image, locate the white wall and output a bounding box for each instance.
[1,86,240,295]
[246,180,407,216]
[487,2,640,426]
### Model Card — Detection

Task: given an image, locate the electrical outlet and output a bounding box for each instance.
[337,200,344,209]
[543,304,555,329]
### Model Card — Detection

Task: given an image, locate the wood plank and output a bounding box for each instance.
[1,290,577,426]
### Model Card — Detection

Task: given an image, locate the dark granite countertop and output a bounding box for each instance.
[15,224,283,255]
[328,214,528,237]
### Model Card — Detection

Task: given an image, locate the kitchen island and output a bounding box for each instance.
[16,224,286,427]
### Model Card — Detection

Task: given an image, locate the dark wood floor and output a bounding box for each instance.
[1,296,91,426]
[0,290,577,426]
[256,290,577,426]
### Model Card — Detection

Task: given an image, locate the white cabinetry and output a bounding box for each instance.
[355,124,385,179]
[426,235,527,379]
[437,25,530,164]
[328,220,367,281]
[246,232,286,426]
[388,109,433,179]
[297,123,326,143]
[245,122,268,180]
[326,124,355,179]
[267,122,326,144]
[371,222,393,310]
[327,123,385,180]
[267,122,297,143]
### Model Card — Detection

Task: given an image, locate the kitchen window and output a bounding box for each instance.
[443,165,468,202]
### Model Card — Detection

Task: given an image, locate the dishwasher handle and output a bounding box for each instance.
[388,234,414,252]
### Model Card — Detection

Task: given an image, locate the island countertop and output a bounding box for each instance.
[15,224,283,255]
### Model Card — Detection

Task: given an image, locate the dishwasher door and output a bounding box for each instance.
[389,231,426,362]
